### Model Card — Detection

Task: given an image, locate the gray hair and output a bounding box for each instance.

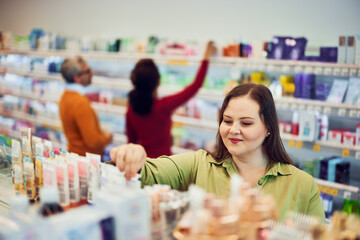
[60,56,86,83]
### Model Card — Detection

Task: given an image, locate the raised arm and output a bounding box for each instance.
[160,41,216,112]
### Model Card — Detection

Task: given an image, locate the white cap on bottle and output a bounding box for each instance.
[40,187,59,204]
[9,194,29,214]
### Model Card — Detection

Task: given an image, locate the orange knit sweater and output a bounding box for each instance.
[59,90,112,156]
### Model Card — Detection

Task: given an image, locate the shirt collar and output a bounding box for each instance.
[65,83,87,95]
[264,162,293,176]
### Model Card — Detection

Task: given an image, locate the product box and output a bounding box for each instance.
[346,36,355,64]
[294,73,303,98]
[319,156,337,180]
[320,47,338,63]
[342,132,356,146]
[355,35,360,64]
[328,130,342,144]
[327,79,349,104]
[335,161,350,184]
[301,73,316,99]
[337,36,347,63]
[298,111,319,141]
[327,158,344,182]
[315,82,331,101]
[344,77,360,105]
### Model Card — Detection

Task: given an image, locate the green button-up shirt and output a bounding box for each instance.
[140,149,325,221]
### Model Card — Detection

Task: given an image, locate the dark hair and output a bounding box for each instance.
[211,83,293,166]
[129,59,160,115]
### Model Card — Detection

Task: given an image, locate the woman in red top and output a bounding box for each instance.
[126,41,216,158]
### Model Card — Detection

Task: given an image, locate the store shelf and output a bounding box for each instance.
[4,69,132,91]
[276,97,360,118]
[172,115,218,131]
[2,50,360,75]
[314,178,360,201]
[0,128,66,150]
[0,88,59,103]
[3,69,224,102]
[0,106,62,131]
[281,133,360,158]
[4,69,360,117]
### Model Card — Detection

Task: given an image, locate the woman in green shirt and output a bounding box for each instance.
[111,83,325,221]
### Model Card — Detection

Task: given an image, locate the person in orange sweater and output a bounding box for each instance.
[59,56,112,156]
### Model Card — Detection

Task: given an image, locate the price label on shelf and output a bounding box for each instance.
[306,105,314,111]
[342,149,350,158]
[323,107,332,115]
[324,67,332,75]
[290,103,298,110]
[330,188,338,197]
[349,69,357,77]
[318,185,323,192]
[282,65,291,73]
[282,102,290,110]
[343,191,352,199]
[266,65,275,72]
[341,68,349,77]
[333,68,341,76]
[258,64,265,71]
[314,106,322,113]
[304,66,314,74]
[349,109,357,118]
[172,121,185,128]
[298,104,306,111]
[167,59,189,66]
[295,141,303,149]
[314,67,323,75]
[337,108,346,116]
[323,186,330,194]
[313,144,321,152]
[355,151,360,160]
[294,66,304,73]
[288,140,295,148]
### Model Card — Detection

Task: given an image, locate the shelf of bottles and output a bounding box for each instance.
[2,68,360,118]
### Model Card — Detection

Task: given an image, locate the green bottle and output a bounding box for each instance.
[351,200,360,216]
[342,199,353,215]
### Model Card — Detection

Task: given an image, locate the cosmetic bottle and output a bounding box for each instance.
[291,111,299,136]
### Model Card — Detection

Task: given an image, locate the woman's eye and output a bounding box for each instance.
[242,122,253,126]
[224,120,232,124]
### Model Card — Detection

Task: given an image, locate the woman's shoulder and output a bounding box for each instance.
[281,163,315,183]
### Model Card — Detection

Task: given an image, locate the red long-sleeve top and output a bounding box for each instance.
[126,60,209,158]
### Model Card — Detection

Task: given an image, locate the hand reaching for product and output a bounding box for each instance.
[110,143,147,180]
[203,41,217,60]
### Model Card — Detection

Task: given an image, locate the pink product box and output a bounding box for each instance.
[279,121,292,134]
[328,130,342,144]
[342,132,356,146]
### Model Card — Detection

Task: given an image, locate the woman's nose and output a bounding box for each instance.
[230,123,241,134]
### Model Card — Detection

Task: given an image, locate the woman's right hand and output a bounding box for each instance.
[110,143,147,180]
[203,41,216,60]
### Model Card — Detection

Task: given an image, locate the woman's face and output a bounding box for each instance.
[219,95,268,160]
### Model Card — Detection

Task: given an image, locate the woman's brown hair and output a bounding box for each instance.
[211,83,293,166]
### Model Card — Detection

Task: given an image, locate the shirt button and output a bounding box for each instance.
[258,180,263,186]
